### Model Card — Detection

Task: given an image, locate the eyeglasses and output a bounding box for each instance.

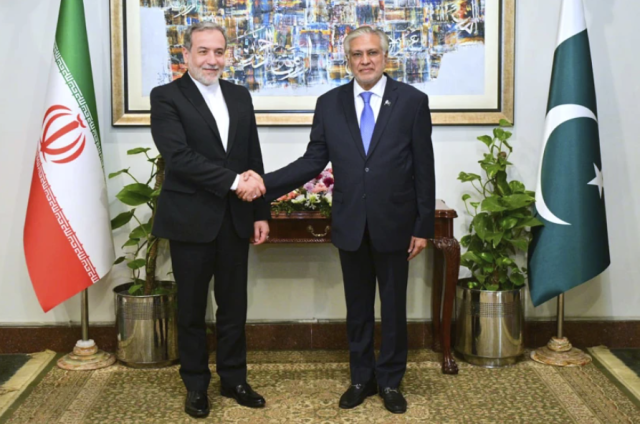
[349,50,382,61]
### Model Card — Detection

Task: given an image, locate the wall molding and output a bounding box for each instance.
[0,320,638,354]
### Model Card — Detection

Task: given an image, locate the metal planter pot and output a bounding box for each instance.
[114,281,179,368]
[455,280,525,367]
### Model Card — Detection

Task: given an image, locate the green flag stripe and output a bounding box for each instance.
[54,0,102,164]
[547,30,598,115]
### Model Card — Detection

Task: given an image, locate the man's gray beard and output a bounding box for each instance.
[190,67,220,85]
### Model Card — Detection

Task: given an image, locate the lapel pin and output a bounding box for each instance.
[384,100,391,106]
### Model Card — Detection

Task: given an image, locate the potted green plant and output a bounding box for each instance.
[109,148,178,368]
[455,120,543,367]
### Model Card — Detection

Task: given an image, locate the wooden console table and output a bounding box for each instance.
[267,199,460,375]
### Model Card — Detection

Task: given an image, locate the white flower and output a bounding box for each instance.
[306,193,320,203]
[291,194,306,204]
[323,193,332,206]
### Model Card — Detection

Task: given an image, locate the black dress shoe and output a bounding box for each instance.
[339,379,377,409]
[221,383,266,408]
[185,390,210,418]
[379,387,407,414]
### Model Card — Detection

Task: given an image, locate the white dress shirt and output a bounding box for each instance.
[354,75,387,126]
[192,77,239,190]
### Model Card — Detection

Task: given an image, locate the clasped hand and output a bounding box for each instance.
[236,170,266,201]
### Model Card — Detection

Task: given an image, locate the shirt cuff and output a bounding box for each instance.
[230,175,240,191]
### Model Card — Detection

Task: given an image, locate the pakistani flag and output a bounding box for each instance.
[528,0,610,307]
[23,0,114,312]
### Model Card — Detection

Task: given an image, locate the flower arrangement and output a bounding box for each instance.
[270,167,334,217]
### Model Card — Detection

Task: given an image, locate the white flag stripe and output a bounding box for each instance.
[39,52,113,278]
[557,0,587,47]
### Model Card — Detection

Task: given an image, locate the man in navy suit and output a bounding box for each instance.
[247,26,435,414]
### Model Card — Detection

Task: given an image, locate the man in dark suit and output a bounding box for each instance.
[253,26,435,414]
[150,22,269,419]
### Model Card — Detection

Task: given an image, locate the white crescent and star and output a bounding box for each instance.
[535,104,600,226]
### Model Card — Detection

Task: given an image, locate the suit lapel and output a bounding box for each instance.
[219,80,237,157]
[178,73,223,147]
[366,77,398,160]
[339,81,366,160]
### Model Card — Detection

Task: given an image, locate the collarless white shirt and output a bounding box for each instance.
[192,77,239,190]
[192,77,230,151]
[354,75,387,126]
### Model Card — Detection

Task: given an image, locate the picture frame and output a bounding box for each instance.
[111,0,514,126]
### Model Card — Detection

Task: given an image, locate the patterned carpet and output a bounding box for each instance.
[1,350,639,423]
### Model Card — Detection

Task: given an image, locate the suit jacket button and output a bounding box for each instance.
[365,167,369,172]
[362,194,367,199]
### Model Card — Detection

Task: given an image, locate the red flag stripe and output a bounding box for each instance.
[23,156,99,312]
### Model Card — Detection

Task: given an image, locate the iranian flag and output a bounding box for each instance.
[23,0,114,312]
[528,0,610,306]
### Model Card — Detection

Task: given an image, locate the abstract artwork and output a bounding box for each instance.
[111,0,514,125]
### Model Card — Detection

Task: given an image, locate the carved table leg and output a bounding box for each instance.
[432,238,460,375]
[431,245,444,353]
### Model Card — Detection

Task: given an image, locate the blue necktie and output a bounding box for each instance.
[359,92,374,155]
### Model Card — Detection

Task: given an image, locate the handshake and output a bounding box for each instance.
[236,170,266,202]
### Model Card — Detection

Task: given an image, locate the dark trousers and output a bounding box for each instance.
[338,228,409,389]
[169,204,249,391]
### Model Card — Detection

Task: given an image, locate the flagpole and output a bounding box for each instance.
[557,293,564,339]
[57,289,115,370]
[530,293,592,367]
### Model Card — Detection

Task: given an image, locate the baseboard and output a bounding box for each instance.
[0,320,638,353]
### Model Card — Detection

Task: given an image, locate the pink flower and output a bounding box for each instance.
[304,182,315,192]
[312,182,328,193]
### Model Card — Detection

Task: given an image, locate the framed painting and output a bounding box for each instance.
[111,0,514,126]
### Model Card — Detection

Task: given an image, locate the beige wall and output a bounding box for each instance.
[0,0,638,324]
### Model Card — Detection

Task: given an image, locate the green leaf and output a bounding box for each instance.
[460,235,472,247]
[485,284,500,291]
[493,128,506,141]
[108,168,129,179]
[499,216,519,230]
[472,214,491,241]
[113,256,125,265]
[122,238,140,248]
[495,172,511,196]
[496,257,514,267]
[499,119,513,127]
[128,284,144,295]
[511,272,525,286]
[127,258,147,270]
[470,201,480,209]
[478,252,494,263]
[462,194,471,202]
[491,231,504,248]
[150,189,162,198]
[127,147,151,155]
[509,181,525,193]
[507,237,529,252]
[130,223,152,239]
[517,217,544,228]
[458,172,482,183]
[116,184,154,206]
[484,163,503,179]
[462,251,483,265]
[481,196,507,212]
[477,135,493,148]
[502,193,535,210]
[502,139,513,152]
[111,210,135,230]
